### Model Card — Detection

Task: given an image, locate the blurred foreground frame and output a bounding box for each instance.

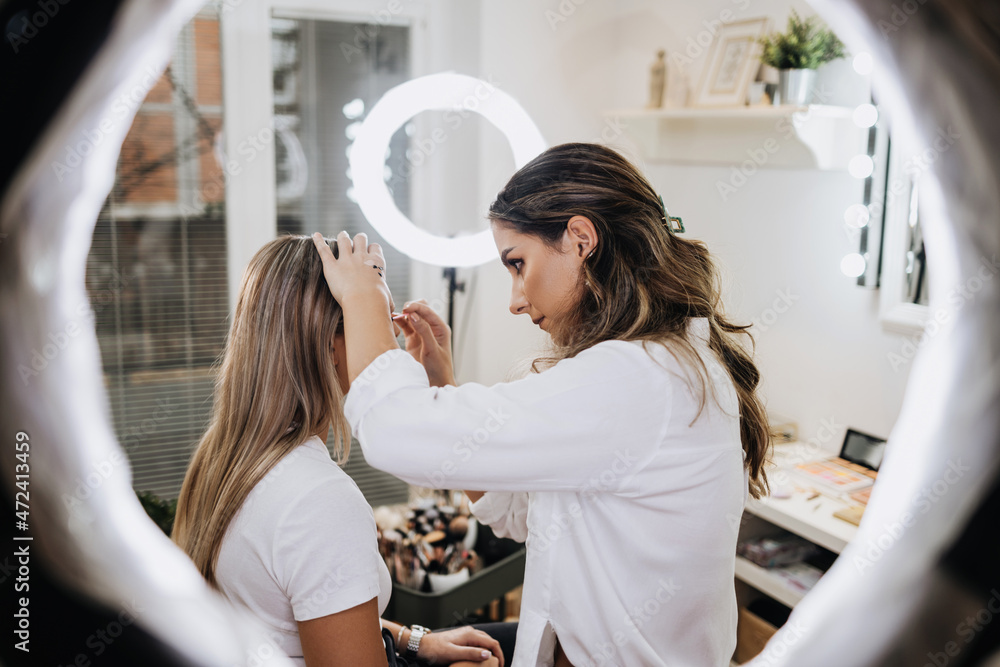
[0,1,997,666]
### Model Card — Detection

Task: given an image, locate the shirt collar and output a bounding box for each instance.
[302,435,332,457]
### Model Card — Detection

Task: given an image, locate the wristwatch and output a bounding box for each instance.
[406,624,430,656]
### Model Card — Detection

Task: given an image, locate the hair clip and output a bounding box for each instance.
[659,195,685,234]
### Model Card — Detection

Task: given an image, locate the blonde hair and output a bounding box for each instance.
[172,235,351,587]
[489,143,771,498]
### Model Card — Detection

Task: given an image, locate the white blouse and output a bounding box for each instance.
[343,317,748,666]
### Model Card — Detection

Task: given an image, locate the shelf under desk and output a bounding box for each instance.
[746,492,857,555]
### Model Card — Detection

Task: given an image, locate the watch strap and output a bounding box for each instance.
[406,624,429,656]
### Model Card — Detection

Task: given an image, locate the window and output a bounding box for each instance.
[87,6,412,506]
[270,15,411,505]
[88,8,228,499]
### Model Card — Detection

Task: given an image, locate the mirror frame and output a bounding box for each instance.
[879,139,930,334]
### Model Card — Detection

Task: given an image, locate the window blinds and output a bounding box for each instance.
[87,8,411,507]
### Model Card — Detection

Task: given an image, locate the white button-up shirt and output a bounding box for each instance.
[344,318,748,666]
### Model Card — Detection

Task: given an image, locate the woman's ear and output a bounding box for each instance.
[565,215,598,260]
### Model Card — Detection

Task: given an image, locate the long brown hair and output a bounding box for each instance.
[488,143,770,498]
[172,235,351,587]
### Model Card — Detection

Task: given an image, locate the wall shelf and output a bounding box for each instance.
[734,556,806,609]
[605,105,867,170]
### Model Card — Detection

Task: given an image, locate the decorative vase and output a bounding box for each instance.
[775,68,817,105]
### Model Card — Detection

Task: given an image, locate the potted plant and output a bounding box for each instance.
[137,490,177,536]
[759,10,846,105]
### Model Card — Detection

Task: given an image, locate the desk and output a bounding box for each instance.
[736,442,862,608]
[732,443,866,664]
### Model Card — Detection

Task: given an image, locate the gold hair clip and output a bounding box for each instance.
[659,195,684,234]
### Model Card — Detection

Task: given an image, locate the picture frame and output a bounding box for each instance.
[693,18,769,107]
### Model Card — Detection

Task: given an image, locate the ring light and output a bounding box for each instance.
[349,72,547,267]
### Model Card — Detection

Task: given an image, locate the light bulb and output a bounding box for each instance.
[841,253,867,277]
[848,155,875,179]
[349,73,547,267]
[844,204,870,229]
[852,104,878,128]
[343,98,365,119]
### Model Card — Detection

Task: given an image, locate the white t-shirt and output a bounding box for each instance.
[344,318,747,666]
[215,435,392,666]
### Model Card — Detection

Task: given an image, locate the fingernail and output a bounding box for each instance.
[482,651,490,659]
[410,313,420,322]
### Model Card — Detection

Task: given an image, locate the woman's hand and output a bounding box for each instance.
[312,231,399,386]
[393,299,456,387]
[312,231,392,309]
[417,626,504,666]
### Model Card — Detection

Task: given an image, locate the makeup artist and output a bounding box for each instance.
[312,143,771,667]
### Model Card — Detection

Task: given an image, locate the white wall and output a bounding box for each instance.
[444,0,913,450]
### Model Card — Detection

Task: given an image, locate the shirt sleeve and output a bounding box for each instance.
[271,476,384,622]
[469,492,530,543]
[343,340,672,492]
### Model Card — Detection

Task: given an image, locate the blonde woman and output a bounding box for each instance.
[313,143,771,666]
[172,236,503,667]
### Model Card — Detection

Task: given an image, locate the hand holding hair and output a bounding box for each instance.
[312,231,400,385]
[311,231,391,306]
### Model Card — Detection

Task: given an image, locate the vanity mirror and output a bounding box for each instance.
[843,91,932,335]
[877,135,932,334]
[879,151,930,334]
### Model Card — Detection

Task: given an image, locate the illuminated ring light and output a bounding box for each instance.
[350,73,547,267]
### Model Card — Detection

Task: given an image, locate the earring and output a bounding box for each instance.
[587,250,595,259]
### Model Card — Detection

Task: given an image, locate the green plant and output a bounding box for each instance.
[137,490,177,536]
[759,10,846,70]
